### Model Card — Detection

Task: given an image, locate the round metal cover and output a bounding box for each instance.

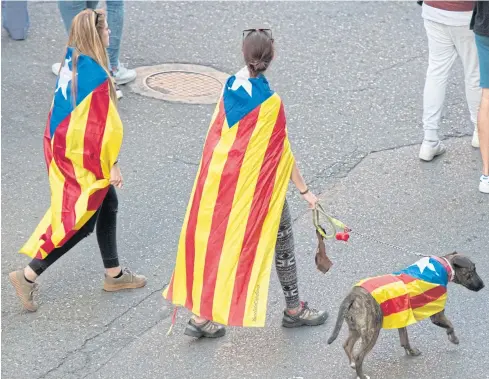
[129,64,230,104]
[146,71,223,99]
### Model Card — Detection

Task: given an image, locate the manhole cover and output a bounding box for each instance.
[146,71,223,98]
[129,64,230,104]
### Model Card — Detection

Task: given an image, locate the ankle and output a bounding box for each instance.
[106,267,122,278]
[286,304,302,315]
[24,267,38,283]
[192,315,207,324]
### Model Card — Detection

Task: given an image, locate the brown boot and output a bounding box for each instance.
[103,267,147,292]
[8,270,38,312]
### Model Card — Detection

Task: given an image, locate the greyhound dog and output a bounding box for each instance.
[328,252,484,379]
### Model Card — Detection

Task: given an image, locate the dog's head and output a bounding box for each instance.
[445,252,484,292]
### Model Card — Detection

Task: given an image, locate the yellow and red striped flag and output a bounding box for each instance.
[163,67,295,327]
[357,256,454,329]
[20,47,123,259]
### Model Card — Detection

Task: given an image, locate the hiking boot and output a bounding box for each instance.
[184,319,226,338]
[282,301,328,328]
[103,268,147,292]
[419,140,446,161]
[8,270,38,312]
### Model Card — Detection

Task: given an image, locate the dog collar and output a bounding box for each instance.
[433,256,455,282]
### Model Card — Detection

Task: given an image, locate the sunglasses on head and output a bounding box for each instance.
[242,28,274,42]
[90,9,100,25]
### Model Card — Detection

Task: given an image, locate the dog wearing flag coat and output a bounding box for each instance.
[328,252,484,379]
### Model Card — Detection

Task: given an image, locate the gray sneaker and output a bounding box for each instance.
[282,301,328,328]
[184,319,226,338]
[419,141,446,161]
[8,270,38,312]
[103,268,147,292]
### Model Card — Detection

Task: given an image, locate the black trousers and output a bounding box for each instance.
[28,185,120,276]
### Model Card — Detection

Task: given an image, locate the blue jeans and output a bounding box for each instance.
[57,0,123,70]
[2,0,29,40]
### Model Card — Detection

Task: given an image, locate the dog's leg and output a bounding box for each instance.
[430,310,459,344]
[354,328,379,379]
[343,328,360,369]
[398,327,421,356]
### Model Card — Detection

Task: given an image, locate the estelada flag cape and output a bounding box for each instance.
[163,67,295,327]
[357,256,454,329]
[20,47,123,259]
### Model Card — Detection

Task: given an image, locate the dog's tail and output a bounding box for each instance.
[327,293,355,345]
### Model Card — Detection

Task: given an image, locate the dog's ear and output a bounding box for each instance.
[452,254,473,269]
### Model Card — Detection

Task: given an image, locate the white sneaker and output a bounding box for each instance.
[419,141,446,161]
[480,175,489,194]
[472,128,480,148]
[115,83,123,99]
[52,62,61,75]
[111,64,136,85]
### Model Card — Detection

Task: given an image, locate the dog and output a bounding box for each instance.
[327,252,484,379]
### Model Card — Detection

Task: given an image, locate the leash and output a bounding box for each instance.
[312,203,428,259]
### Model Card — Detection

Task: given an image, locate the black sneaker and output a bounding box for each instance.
[282,301,328,328]
[184,319,226,338]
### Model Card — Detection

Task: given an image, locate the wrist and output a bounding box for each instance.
[299,187,309,195]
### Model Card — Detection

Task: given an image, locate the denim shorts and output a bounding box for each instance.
[475,34,489,89]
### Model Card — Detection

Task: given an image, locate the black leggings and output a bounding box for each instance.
[28,185,120,276]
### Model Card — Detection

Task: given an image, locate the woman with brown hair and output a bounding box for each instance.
[163,29,328,338]
[9,9,146,312]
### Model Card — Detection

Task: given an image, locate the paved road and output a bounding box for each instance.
[2,2,488,379]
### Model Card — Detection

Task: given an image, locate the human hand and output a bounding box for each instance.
[301,190,318,209]
[110,163,123,189]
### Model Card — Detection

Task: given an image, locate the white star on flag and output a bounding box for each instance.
[415,257,438,275]
[229,67,252,97]
[56,57,73,100]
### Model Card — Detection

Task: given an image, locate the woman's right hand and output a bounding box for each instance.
[301,190,318,209]
[110,163,123,189]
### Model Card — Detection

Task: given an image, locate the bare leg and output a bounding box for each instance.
[431,310,459,344]
[398,327,421,356]
[479,89,489,176]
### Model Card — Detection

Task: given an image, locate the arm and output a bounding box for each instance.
[290,161,318,208]
[290,161,308,194]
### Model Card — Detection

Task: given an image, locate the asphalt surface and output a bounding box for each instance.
[2,2,488,379]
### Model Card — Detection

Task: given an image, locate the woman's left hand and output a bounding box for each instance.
[110,163,123,189]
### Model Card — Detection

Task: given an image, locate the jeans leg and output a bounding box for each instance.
[57,1,98,34]
[106,0,124,70]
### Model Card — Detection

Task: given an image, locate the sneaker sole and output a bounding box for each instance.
[480,182,489,194]
[419,147,446,162]
[183,325,226,338]
[103,280,147,292]
[8,272,38,312]
[282,312,329,328]
[114,75,137,85]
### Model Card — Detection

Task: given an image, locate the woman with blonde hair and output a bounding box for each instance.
[9,9,146,312]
